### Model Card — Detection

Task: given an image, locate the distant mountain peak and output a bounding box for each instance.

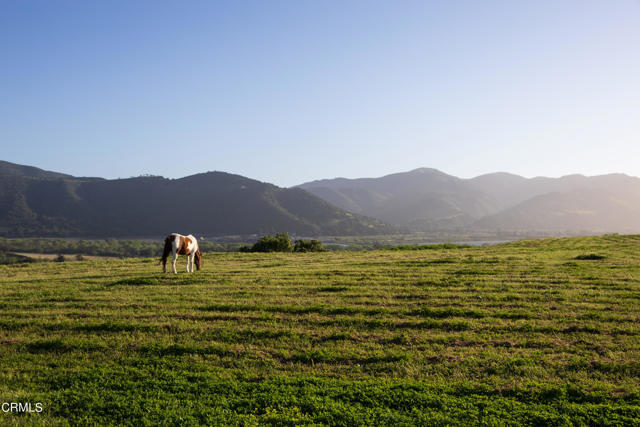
[470,171,525,180]
[408,167,442,174]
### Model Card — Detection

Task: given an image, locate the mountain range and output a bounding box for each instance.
[0,161,395,238]
[299,168,640,233]
[3,160,640,238]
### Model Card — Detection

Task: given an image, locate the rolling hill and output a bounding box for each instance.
[0,161,396,237]
[299,169,640,234]
[299,168,496,230]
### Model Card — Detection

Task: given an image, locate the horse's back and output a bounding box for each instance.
[164,233,198,253]
[186,234,198,251]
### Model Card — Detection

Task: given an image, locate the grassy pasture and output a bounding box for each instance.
[12,253,117,261]
[1,235,640,425]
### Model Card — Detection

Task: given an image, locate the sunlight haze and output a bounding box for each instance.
[1,0,639,186]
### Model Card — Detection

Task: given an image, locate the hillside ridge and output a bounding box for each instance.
[0,161,396,237]
[298,168,640,233]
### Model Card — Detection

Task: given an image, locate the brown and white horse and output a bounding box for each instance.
[161,233,202,274]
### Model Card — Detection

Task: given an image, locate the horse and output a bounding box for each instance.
[161,233,202,274]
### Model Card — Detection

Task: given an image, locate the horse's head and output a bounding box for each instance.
[194,249,202,270]
[161,235,175,273]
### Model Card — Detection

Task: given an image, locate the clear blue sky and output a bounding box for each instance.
[2,0,639,187]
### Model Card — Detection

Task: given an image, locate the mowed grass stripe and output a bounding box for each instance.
[1,235,640,424]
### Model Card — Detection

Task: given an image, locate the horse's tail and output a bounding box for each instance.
[161,236,173,268]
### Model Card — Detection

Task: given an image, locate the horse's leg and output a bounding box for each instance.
[186,254,191,273]
[172,253,178,274]
[189,254,194,273]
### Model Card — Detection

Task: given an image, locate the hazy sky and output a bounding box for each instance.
[1,1,639,187]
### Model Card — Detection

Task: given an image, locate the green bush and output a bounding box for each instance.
[293,239,326,252]
[0,251,33,265]
[247,233,293,252]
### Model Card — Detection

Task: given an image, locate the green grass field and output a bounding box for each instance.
[1,235,640,425]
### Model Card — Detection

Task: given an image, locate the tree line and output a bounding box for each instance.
[0,238,244,258]
[0,234,327,259]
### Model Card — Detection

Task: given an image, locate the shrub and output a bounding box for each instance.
[294,239,326,252]
[247,233,293,252]
[0,251,32,265]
